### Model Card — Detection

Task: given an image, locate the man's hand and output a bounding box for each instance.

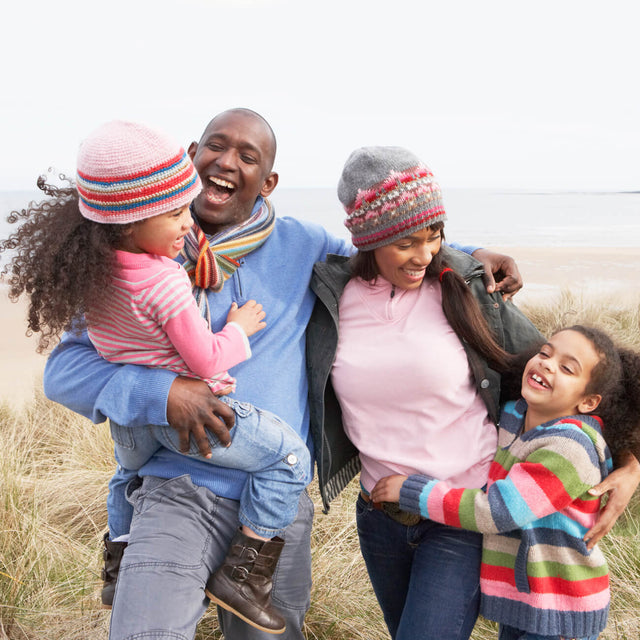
[472,248,523,299]
[166,376,235,458]
[584,452,640,549]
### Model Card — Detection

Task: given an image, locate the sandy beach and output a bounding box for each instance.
[1,246,639,406]
[492,246,640,304]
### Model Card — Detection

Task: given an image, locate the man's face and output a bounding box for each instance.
[188,111,278,235]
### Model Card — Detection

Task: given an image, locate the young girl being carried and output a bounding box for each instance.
[1,120,309,635]
[372,324,640,640]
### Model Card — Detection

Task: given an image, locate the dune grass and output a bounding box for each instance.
[0,291,639,639]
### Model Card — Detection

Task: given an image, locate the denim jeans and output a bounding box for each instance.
[498,624,600,640]
[108,396,310,539]
[356,494,482,640]
[110,475,314,640]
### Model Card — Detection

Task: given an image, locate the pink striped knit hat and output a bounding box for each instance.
[339,146,446,250]
[76,120,201,224]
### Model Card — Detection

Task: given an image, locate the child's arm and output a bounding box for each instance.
[372,423,604,535]
[162,300,264,380]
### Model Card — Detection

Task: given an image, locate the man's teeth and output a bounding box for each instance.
[209,177,235,190]
[531,373,549,388]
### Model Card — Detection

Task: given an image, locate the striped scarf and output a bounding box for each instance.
[181,197,275,327]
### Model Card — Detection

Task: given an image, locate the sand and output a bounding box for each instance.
[1,246,639,405]
[492,246,640,304]
[0,289,47,406]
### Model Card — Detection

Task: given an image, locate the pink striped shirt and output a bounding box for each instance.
[86,250,250,393]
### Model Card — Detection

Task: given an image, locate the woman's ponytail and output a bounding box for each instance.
[433,253,513,371]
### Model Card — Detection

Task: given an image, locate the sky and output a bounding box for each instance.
[1,0,639,192]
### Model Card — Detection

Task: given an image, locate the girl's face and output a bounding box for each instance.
[373,226,442,290]
[122,205,194,258]
[522,329,602,424]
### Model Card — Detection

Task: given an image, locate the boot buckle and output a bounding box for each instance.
[240,546,259,561]
[230,565,250,582]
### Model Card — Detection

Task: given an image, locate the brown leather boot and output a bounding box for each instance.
[205,530,286,634]
[101,531,127,609]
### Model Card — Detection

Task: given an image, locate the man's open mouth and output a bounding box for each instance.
[205,176,236,203]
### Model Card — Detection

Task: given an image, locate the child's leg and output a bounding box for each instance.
[150,398,311,537]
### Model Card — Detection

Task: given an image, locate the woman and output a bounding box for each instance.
[306,146,543,639]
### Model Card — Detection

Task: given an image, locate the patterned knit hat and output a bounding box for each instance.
[76,120,201,224]
[339,146,446,250]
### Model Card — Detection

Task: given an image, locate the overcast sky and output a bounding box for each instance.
[2,0,639,191]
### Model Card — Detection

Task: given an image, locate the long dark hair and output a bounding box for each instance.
[0,174,129,352]
[349,222,513,371]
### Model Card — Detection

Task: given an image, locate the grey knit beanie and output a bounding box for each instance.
[338,146,446,250]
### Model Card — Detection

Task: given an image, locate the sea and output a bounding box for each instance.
[1,187,639,249]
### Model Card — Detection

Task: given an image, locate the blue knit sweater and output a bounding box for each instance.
[43,198,477,500]
[44,202,348,499]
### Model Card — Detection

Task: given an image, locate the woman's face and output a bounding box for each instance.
[373,226,442,290]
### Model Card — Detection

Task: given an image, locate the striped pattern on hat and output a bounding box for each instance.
[338,146,446,250]
[76,120,201,224]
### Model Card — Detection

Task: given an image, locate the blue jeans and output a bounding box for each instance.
[356,494,482,640]
[107,396,310,539]
[499,625,599,640]
[110,475,314,640]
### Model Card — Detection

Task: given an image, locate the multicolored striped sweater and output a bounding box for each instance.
[399,399,612,637]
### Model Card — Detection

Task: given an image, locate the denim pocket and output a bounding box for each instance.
[229,399,254,418]
[355,493,369,517]
[110,420,135,449]
[134,475,200,516]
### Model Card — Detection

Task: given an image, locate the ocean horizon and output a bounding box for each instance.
[1,188,639,250]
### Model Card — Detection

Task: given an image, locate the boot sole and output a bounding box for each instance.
[206,590,286,635]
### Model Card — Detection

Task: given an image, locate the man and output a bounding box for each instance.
[44,109,635,639]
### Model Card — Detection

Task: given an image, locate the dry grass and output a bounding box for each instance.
[0,291,639,639]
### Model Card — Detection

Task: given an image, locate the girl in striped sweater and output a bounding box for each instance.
[371,325,640,640]
[2,120,310,634]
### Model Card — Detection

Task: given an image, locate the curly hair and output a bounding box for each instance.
[0,174,129,352]
[562,325,640,464]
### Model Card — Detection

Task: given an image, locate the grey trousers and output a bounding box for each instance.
[109,475,314,640]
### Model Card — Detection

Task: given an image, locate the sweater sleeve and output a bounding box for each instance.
[163,309,250,379]
[448,241,480,255]
[43,328,175,427]
[399,421,603,534]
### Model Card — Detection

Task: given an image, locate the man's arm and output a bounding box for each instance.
[584,452,640,548]
[44,330,234,455]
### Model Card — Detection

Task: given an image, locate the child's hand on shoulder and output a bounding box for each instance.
[371,475,408,503]
[227,300,266,337]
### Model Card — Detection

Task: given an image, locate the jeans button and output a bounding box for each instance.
[286,454,298,465]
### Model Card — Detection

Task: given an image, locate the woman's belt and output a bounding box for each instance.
[360,490,423,527]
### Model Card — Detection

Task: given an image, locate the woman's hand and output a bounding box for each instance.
[584,452,640,549]
[371,475,408,503]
